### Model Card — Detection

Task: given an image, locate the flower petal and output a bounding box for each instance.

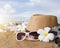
[43,37,49,42]
[19,25,26,31]
[48,33,54,40]
[44,27,51,33]
[38,35,45,41]
[37,29,44,34]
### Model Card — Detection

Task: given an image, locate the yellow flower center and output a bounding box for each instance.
[43,32,48,37]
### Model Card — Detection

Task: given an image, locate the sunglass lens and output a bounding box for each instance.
[17,33,25,40]
[29,32,39,40]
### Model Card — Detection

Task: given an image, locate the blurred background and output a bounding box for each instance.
[0,0,60,24]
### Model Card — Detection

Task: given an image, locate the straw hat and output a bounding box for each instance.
[27,14,58,31]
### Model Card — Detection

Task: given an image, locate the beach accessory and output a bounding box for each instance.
[37,27,55,42]
[16,31,39,41]
[27,14,58,31]
[16,27,55,42]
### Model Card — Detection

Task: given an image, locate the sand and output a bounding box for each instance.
[0,30,58,48]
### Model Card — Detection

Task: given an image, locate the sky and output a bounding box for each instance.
[0,0,60,23]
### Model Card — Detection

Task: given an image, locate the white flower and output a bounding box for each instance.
[20,25,26,31]
[16,25,21,31]
[37,27,54,42]
[20,22,27,31]
[15,24,27,32]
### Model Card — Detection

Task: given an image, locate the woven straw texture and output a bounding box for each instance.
[27,14,58,31]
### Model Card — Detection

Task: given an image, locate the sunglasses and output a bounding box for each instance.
[16,31,39,41]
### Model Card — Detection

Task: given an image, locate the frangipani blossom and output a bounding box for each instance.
[37,27,54,42]
[7,24,26,32]
[3,22,27,32]
[19,25,26,32]
[20,22,27,32]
